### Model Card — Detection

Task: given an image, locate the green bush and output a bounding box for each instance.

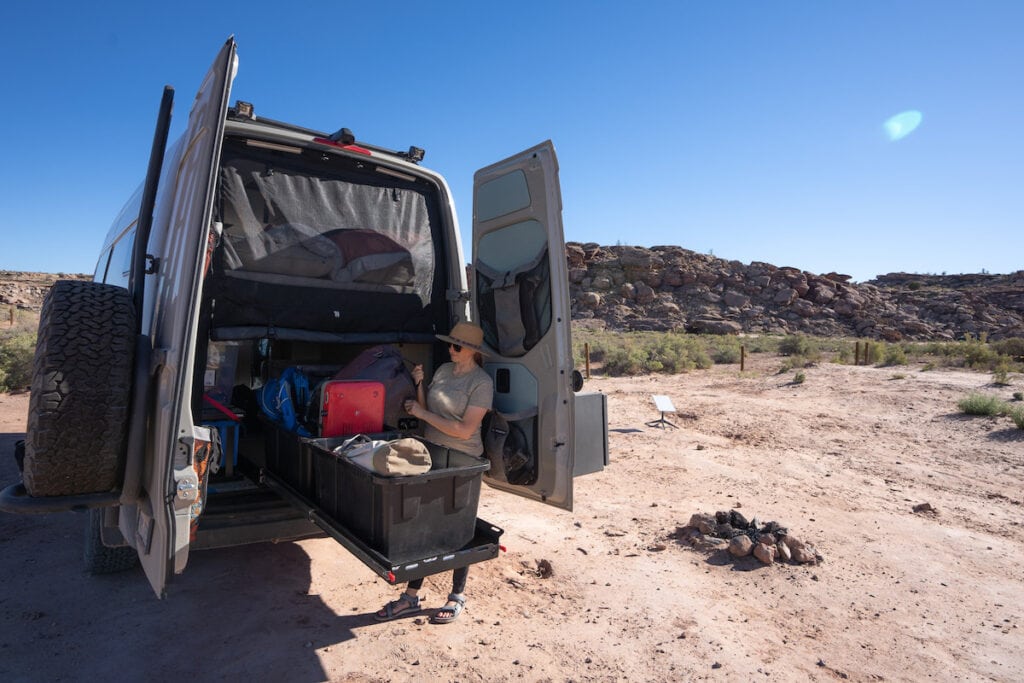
[0,330,36,392]
[992,337,1024,359]
[779,335,815,357]
[1013,391,1024,402]
[1010,406,1024,430]
[862,341,887,365]
[792,371,806,384]
[957,393,1008,416]
[961,340,1001,369]
[583,331,713,376]
[710,339,742,365]
[880,344,908,366]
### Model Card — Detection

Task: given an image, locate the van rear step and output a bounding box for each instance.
[260,469,503,584]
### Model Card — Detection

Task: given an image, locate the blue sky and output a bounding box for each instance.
[1,1,1020,282]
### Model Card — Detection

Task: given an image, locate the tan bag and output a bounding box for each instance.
[371,438,432,476]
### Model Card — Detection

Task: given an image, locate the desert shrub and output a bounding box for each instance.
[792,371,806,384]
[834,343,855,365]
[601,345,647,375]
[779,335,815,357]
[991,362,1011,386]
[992,337,1024,359]
[899,338,1022,373]
[647,334,712,373]
[746,337,775,353]
[1013,391,1024,401]
[587,331,712,376]
[0,329,36,393]
[862,341,887,365]
[880,344,908,367]
[963,343,997,369]
[1010,406,1024,430]
[709,338,742,365]
[957,393,1008,416]
[907,281,922,291]
[712,347,741,364]
[0,330,36,392]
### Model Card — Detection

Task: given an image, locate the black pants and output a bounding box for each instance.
[407,565,468,594]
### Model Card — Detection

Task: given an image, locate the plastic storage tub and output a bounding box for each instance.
[308,437,490,563]
[261,416,316,498]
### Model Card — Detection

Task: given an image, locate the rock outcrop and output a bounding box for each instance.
[4,254,1023,343]
[0,271,91,310]
[567,244,1024,341]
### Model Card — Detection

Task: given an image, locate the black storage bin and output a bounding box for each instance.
[261,416,316,499]
[308,437,490,564]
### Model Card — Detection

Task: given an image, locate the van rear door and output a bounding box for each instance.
[136,38,236,597]
[472,141,575,511]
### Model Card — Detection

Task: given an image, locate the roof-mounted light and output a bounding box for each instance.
[233,100,255,120]
[404,146,425,163]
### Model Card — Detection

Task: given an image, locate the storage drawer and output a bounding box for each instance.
[261,416,316,499]
[308,437,489,564]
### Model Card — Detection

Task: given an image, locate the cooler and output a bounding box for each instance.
[318,380,385,437]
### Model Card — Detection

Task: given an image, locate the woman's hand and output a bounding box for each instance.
[403,398,421,418]
[411,364,424,386]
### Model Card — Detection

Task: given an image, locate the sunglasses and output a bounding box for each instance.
[448,343,463,352]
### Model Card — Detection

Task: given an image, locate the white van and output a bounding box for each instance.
[1,38,607,598]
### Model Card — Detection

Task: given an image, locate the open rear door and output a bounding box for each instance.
[472,141,575,511]
[135,38,236,596]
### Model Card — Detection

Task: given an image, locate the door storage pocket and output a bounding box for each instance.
[482,408,538,486]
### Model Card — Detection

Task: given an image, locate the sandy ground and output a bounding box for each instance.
[1,355,1022,682]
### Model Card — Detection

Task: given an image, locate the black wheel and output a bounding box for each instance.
[23,280,137,496]
[84,508,139,574]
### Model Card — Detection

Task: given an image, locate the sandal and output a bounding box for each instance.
[375,592,421,622]
[430,592,465,624]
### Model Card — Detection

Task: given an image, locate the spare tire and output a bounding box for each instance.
[23,280,137,496]
[84,508,139,574]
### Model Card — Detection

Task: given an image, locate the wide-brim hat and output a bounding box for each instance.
[436,321,489,355]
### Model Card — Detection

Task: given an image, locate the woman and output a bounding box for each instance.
[375,321,494,624]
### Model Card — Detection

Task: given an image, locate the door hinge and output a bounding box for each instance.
[446,288,471,303]
[145,254,160,274]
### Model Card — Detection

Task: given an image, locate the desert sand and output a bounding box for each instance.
[1,354,1021,682]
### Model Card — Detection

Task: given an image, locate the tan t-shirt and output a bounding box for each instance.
[423,363,493,456]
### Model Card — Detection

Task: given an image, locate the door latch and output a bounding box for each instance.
[176,479,198,501]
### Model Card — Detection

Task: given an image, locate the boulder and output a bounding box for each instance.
[689,316,742,335]
[753,542,776,565]
[723,291,750,308]
[688,512,718,535]
[773,288,798,305]
[728,535,754,558]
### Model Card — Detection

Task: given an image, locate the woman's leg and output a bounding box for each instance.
[431,567,468,623]
[451,566,468,595]
[376,580,423,620]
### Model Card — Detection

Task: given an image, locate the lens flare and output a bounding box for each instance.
[883,110,923,141]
